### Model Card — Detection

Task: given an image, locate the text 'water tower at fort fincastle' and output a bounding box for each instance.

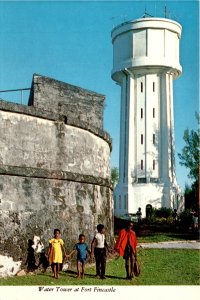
[111,17,184,218]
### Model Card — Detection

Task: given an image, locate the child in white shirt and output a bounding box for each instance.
[91,224,110,279]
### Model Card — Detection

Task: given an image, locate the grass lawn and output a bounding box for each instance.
[137,231,199,243]
[137,233,179,243]
[0,248,199,286]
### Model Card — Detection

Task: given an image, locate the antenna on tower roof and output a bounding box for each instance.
[164,4,167,18]
[142,8,154,18]
[164,4,171,19]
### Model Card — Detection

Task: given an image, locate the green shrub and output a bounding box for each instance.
[154,216,174,225]
[155,207,173,218]
[179,209,193,229]
[145,208,173,224]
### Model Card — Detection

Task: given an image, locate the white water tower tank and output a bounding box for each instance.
[112,18,182,82]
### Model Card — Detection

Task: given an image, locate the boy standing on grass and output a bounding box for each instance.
[91,224,110,279]
[67,234,91,279]
[46,229,67,279]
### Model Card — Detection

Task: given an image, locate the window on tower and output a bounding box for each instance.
[153,134,155,144]
[138,177,147,183]
[141,82,143,93]
[153,108,155,118]
[141,134,143,144]
[141,108,143,118]
[150,177,158,183]
[153,160,155,170]
[153,82,155,92]
[124,195,127,209]
[141,160,143,170]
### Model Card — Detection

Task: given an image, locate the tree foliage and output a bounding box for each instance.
[184,182,199,211]
[178,113,199,210]
[178,112,200,182]
[111,167,119,187]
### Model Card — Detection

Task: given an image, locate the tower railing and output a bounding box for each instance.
[0,88,31,105]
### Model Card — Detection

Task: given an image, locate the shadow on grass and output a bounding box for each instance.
[102,274,126,280]
[65,270,125,280]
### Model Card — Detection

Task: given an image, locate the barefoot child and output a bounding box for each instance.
[67,234,91,278]
[91,224,110,279]
[114,222,137,279]
[46,229,67,279]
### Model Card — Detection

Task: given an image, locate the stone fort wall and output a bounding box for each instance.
[0,74,113,262]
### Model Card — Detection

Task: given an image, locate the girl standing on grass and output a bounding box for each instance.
[46,229,67,279]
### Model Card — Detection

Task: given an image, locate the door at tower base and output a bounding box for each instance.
[114,182,184,218]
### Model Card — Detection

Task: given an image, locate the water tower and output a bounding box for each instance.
[111,17,183,217]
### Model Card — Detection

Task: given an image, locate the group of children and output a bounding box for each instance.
[46,224,112,279]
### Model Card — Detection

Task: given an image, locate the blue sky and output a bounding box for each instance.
[0,0,199,190]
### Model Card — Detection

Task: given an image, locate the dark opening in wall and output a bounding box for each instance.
[64,116,67,124]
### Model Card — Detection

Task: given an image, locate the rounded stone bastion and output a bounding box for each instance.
[0,74,113,265]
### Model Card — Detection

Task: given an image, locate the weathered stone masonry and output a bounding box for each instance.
[0,74,113,262]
